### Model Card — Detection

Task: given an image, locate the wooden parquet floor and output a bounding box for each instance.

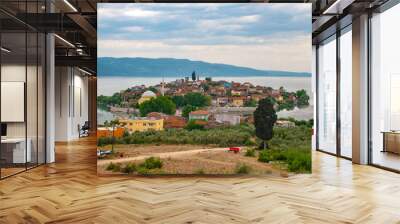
[1,137,400,224]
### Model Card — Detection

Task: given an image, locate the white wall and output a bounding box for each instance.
[55,67,89,141]
[1,65,26,138]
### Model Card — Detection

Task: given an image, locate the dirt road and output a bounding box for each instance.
[97,147,229,166]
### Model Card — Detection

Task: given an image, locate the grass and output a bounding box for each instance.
[258,150,271,163]
[194,168,205,174]
[140,157,163,169]
[101,125,312,174]
[253,126,312,173]
[106,162,121,172]
[98,124,255,147]
[106,157,163,174]
[135,157,163,175]
[257,149,311,173]
[235,163,251,174]
[245,148,256,157]
[121,163,136,174]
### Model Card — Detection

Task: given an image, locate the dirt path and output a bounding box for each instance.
[97,147,228,166]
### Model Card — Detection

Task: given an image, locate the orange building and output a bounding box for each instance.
[97,127,125,138]
[147,112,187,129]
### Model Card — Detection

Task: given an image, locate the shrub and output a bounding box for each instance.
[122,124,254,147]
[195,168,205,174]
[235,164,251,174]
[244,139,256,146]
[257,148,311,173]
[140,157,163,169]
[123,130,130,137]
[185,120,204,131]
[266,150,287,161]
[98,137,112,146]
[106,162,121,172]
[122,163,136,174]
[137,166,150,175]
[258,150,271,163]
[285,150,311,173]
[245,149,256,157]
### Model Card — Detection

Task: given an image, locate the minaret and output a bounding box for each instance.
[161,75,165,96]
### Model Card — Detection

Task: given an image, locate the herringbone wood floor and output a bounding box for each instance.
[1,137,400,224]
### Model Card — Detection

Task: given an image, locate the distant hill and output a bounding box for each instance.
[98,57,311,77]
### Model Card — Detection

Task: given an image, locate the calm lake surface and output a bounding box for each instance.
[97,76,314,123]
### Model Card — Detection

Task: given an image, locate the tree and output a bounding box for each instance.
[102,119,120,152]
[172,95,186,108]
[185,120,204,131]
[201,83,210,92]
[182,105,197,118]
[244,99,257,107]
[253,97,277,149]
[295,89,310,108]
[191,71,196,81]
[205,77,212,82]
[139,96,176,116]
[277,100,295,111]
[97,93,122,110]
[109,119,120,152]
[148,86,159,94]
[184,92,211,107]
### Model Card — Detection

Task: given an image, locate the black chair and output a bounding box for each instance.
[79,121,90,138]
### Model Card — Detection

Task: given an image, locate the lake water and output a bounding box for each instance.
[97,76,314,123]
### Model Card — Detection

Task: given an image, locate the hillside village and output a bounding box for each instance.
[97,72,310,137]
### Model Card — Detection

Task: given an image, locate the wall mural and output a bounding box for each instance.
[97,3,313,176]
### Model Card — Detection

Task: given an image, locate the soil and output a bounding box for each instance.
[97,144,288,176]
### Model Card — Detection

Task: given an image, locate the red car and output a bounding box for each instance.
[229,147,240,153]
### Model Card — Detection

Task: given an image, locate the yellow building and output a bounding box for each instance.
[138,90,156,104]
[231,97,245,107]
[119,118,163,132]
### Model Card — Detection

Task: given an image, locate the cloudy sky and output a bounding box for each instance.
[98,3,311,73]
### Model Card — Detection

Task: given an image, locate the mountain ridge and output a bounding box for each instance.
[98,57,311,77]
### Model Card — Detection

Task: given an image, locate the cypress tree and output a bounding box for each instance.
[253,97,277,149]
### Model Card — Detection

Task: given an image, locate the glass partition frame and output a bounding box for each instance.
[0,1,47,179]
[315,24,353,160]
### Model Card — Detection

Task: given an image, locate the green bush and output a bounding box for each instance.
[98,137,112,147]
[98,136,123,146]
[267,150,287,161]
[235,164,251,174]
[106,162,121,172]
[245,149,256,157]
[108,124,254,147]
[122,163,137,173]
[244,138,256,146]
[257,148,311,173]
[285,150,311,173]
[136,166,150,175]
[140,157,163,169]
[185,120,204,131]
[194,168,205,174]
[258,150,271,163]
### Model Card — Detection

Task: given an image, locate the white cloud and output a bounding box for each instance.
[268,3,310,14]
[120,26,145,32]
[196,15,260,32]
[98,5,162,20]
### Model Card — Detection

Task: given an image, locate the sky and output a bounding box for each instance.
[98,3,311,73]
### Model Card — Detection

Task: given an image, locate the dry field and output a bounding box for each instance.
[97,144,287,176]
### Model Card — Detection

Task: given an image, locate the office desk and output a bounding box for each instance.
[382,131,400,154]
[1,138,31,164]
